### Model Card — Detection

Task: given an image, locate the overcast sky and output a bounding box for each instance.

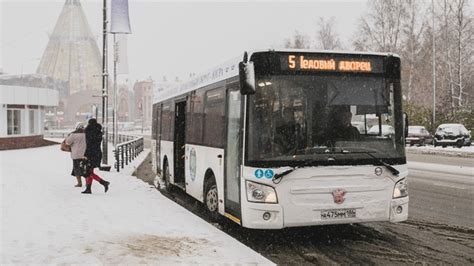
[1,0,368,82]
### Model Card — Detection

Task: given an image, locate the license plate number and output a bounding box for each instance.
[321,209,356,219]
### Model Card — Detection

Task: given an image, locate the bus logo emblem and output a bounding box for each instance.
[375,167,383,176]
[332,189,346,204]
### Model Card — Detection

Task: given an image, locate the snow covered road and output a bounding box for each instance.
[0,145,273,265]
[407,161,473,179]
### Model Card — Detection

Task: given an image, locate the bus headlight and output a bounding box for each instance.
[246,181,278,203]
[393,179,408,198]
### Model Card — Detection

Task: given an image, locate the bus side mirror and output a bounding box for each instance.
[239,52,256,95]
[403,112,409,139]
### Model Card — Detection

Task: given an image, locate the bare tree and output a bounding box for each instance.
[315,17,343,50]
[350,0,473,128]
[353,0,408,52]
[436,0,473,110]
[439,0,456,110]
[412,25,437,107]
[451,0,473,107]
[284,30,311,49]
[401,0,428,101]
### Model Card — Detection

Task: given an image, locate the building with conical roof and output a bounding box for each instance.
[36,0,103,125]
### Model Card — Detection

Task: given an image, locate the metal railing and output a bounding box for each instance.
[45,130,144,171]
[114,136,144,172]
[107,133,137,144]
[45,131,137,142]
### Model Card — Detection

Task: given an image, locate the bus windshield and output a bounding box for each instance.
[246,74,405,167]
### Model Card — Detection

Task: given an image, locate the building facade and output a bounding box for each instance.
[133,79,154,129]
[117,84,135,122]
[0,74,59,150]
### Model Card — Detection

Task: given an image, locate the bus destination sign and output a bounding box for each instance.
[281,54,383,73]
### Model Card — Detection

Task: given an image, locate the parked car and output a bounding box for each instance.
[406,126,433,146]
[434,123,471,148]
[367,125,395,137]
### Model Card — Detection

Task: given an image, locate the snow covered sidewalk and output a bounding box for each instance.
[0,145,273,265]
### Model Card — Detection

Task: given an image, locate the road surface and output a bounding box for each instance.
[135,152,474,264]
[407,153,473,228]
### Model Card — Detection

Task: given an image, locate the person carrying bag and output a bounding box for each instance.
[60,139,71,152]
[65,123,87,187]
[79,159,92,177]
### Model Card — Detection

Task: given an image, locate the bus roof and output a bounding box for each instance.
[153,49,399,104]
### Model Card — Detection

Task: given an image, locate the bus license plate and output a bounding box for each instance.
[321,209,356,220]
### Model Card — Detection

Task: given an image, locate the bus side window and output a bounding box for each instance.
[161,102,171,141]
[152,104,158,140]
[186,94,193,142]
[169,100,175,140]
[203,88,225,148]
[188,90,205,144]
[156,105,161,138]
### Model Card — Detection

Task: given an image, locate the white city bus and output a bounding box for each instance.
[151,50,409,229]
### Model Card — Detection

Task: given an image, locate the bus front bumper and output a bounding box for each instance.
[241,197,408,229]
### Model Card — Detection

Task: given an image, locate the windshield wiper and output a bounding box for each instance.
[363,152,399,176]
[332,147,399,176]
[271,148,399,183]
[272,168,295,184]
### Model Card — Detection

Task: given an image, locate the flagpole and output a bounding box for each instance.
[110,0,132,153]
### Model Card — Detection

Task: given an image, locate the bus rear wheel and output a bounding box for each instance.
[204,178,218,213]
[162,161,173,192]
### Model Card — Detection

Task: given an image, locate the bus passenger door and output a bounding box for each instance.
[174,100,186,188]
[224,87,242,220]
[156,104,162,174]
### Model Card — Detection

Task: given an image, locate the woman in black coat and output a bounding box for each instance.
[82,118,110,194]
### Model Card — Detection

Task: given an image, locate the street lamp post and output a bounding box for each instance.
[141,96,144,134]
[113,34,118,147]
[432,0,436,128]
[101,0,109,165]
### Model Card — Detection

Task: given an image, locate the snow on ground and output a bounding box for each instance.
[406,144,474,157]
[0,145,273,265]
